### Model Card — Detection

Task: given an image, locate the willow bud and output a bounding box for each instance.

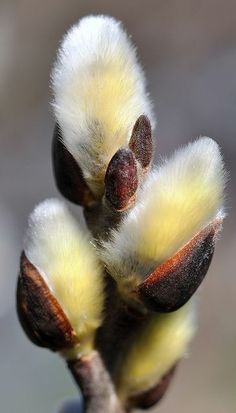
[101,137,226,309]
[129,114,153,170]
[116,303,196,409]
[105,148,138,211]
[51,15,154,196]
[17,199,104,357]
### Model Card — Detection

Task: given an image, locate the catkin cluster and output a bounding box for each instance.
[16,15,226,413]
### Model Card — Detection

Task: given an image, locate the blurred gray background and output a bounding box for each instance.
[0,1,235,412]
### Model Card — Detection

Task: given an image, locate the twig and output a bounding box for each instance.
[67,350,126,413]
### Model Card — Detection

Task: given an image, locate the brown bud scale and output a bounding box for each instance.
[17,253,78,351]
[52,123,95,207]
[128,363,177,410]
[138,219,222,312]
[129,115,152,169]
[105,148,138,211]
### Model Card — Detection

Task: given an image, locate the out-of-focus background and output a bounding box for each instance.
[0,1,235,412]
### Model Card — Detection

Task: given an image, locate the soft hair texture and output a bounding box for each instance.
[101,137,226,285]
[117,302,196,398]
[24,198,104,351]
[52,15,154,195]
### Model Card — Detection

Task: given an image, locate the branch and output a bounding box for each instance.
[67,351,126,413]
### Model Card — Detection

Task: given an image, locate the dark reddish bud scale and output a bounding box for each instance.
[105,148,138,211]
[138,219,222,312]
[17,253,77,351]
[129,115,152,169]
[128,364,177,410]
[52,123,95,207]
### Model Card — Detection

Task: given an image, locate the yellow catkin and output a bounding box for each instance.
[117,302,196,399]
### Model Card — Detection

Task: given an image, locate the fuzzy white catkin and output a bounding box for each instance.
[101,137,226,284]
[24,198,104,342]
[117,302,196,398]
[52,15,154,195]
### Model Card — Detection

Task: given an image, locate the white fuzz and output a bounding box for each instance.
[52,15,154,195]
[101,137,226,284]
[24,198,104,346]
[117,302,196,398]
